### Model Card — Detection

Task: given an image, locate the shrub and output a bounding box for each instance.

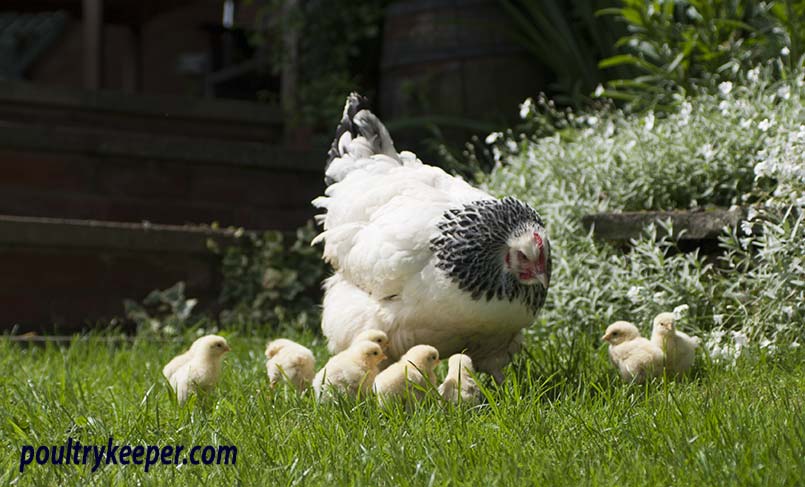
[483,67,805,352]
[599,0,805,107]
[215,221,326,330]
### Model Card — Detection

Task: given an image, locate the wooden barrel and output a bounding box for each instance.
[380,0,544,150]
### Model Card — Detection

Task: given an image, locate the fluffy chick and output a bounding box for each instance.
[651,312,698,378]
[313,341,386,401]
[352,329,390,351]
[438,354,481,406]
[265,338,316,391]
[163,335,230,404]
[602,322,664,383]
[374,345,440,405]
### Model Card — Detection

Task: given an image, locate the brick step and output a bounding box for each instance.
[0,123,325,230]
[0,215,247,331]
[0,81,286,143]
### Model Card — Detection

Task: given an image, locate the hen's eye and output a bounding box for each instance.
[516,250,528,261]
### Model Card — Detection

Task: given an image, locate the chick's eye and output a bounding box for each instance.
[373,351,378,355]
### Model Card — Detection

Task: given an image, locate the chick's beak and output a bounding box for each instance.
[601,334,609,342]
[223,344,231,353]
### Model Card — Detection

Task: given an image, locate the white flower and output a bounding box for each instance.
[519,98,533,120]
[758,119,772,132]
[741,220,753,235]
[781,46,790,56]
[747,207,757,221]
[731,330,749,348]
[678,101,693,126]
[673,304,690,320]
[653,291,665,303]
[485,132,502,145]
[713,314,724,325]
[594,84,605,97]
[718,81,733,96]
[747,67,760,83]
[782,305,794,318]
[587,116,599,126]
[777,85,791,100]
[626,286,642,304]
[644,112,655,132]
[791,340,801,349]
[740,119,752,129]
[699,143,715,161]
[604,120,616,138]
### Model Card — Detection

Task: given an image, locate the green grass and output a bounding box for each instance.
[1,330,803,486]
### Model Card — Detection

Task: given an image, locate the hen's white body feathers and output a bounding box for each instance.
[315,119,536,379]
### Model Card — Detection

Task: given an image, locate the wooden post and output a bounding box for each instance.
[281,0,299,124]
[122,25,143,93]
[82,0,104,90]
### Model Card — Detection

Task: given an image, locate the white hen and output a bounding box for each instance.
[313,94,552,382]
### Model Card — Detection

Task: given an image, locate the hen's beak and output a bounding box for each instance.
[536,272,549,289]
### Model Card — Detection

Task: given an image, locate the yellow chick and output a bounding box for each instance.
[651,312,698,378]
[438,354,481,406]
[265,338,316,391]
[313,341,386,402]
[602,322,664,384]
[352,329,390,352]
[374,345,440,405]
[162,335,230,404]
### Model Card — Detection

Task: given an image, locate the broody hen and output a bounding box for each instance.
[313,94,552,382]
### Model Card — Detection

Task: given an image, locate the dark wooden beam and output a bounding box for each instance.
[581,208,747,242]
[82,0,104,90]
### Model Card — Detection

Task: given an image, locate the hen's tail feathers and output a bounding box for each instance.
[324,92,399,185]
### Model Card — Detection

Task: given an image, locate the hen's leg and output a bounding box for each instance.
[474,332,524,384]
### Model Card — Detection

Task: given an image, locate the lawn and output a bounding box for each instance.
[2,330,803,486]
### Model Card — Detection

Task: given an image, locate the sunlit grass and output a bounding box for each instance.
[1,329,803,486]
